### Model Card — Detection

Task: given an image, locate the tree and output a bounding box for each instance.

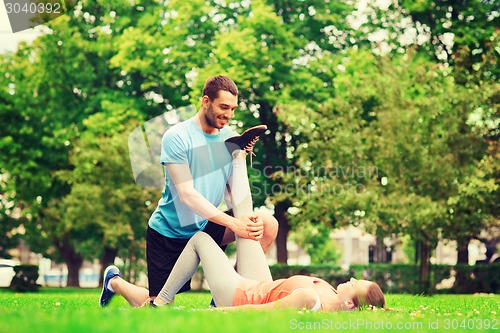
[189,0,364,263]
[54,114,158,285]
[3,0,495,277]
[400,0,499,79]
[0,56,22,258]
[0,3,158,285]
[293,222,341,265]
[275,47,496,290]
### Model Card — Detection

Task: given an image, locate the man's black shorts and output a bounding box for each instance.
[146,216,230,297]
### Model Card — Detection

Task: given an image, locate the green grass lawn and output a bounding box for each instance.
[0,288,498,333]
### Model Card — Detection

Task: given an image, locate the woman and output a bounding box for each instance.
[151,231,385,311]
[102,150,385,311]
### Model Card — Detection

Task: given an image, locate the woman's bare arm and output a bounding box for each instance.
[218,289,320,311]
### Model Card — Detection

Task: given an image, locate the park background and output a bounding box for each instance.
[0,0,499,296]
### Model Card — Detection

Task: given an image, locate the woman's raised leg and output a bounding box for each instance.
[229,152,273,283]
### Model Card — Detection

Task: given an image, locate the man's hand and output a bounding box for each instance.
[231,214,264,241]
[247,214,264,240]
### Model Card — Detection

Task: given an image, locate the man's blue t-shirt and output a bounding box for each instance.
[148,118,238,239]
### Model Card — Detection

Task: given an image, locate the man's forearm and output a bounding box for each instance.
[179,189,236,229]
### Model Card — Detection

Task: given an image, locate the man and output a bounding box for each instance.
[99,75,278,306]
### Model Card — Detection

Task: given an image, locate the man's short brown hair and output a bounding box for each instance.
[202,75,238,101]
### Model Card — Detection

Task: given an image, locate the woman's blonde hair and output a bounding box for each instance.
[353,282,385,309]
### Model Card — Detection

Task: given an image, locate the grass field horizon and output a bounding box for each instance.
[0,288,498,332]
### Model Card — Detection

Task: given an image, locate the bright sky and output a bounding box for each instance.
[0,0,41,53]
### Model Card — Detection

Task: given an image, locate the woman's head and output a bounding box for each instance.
[353,279,385,309]
[336,278,385,310]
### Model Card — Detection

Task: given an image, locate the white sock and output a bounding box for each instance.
[106,279,115,293]
[153,299,166,307]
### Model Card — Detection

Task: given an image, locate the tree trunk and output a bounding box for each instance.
[456,237,470,264]
[66,258,83,287]
[275,201,289,264]
[374,236,385,263]
[99,247,118,286]
[455,237,471,293]
[419,238,431,293]
[414,240,421,264]
[57,238,83,287]
[128,249,135,284]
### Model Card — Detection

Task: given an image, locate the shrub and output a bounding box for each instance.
[439,264,500,294]
[268,263,500,294]
[9,265,40,292]
[194,263,500,294]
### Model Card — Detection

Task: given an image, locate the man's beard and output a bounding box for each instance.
[205,104,223,129]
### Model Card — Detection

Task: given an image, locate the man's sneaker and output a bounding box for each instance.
[209,298,217,308]
[99,265,120,307]
[225,125,267,165]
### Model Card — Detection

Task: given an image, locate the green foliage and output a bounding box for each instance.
[292,224,341,265]
[278,48,497,276]
[0,214,21,259]
[445,150,500,242]
[400,0,499,79]
[0,0,162,283]
[399,235,416,264]
[0,0,498,273]
[9,265,40,292]
[55,120,158,262]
